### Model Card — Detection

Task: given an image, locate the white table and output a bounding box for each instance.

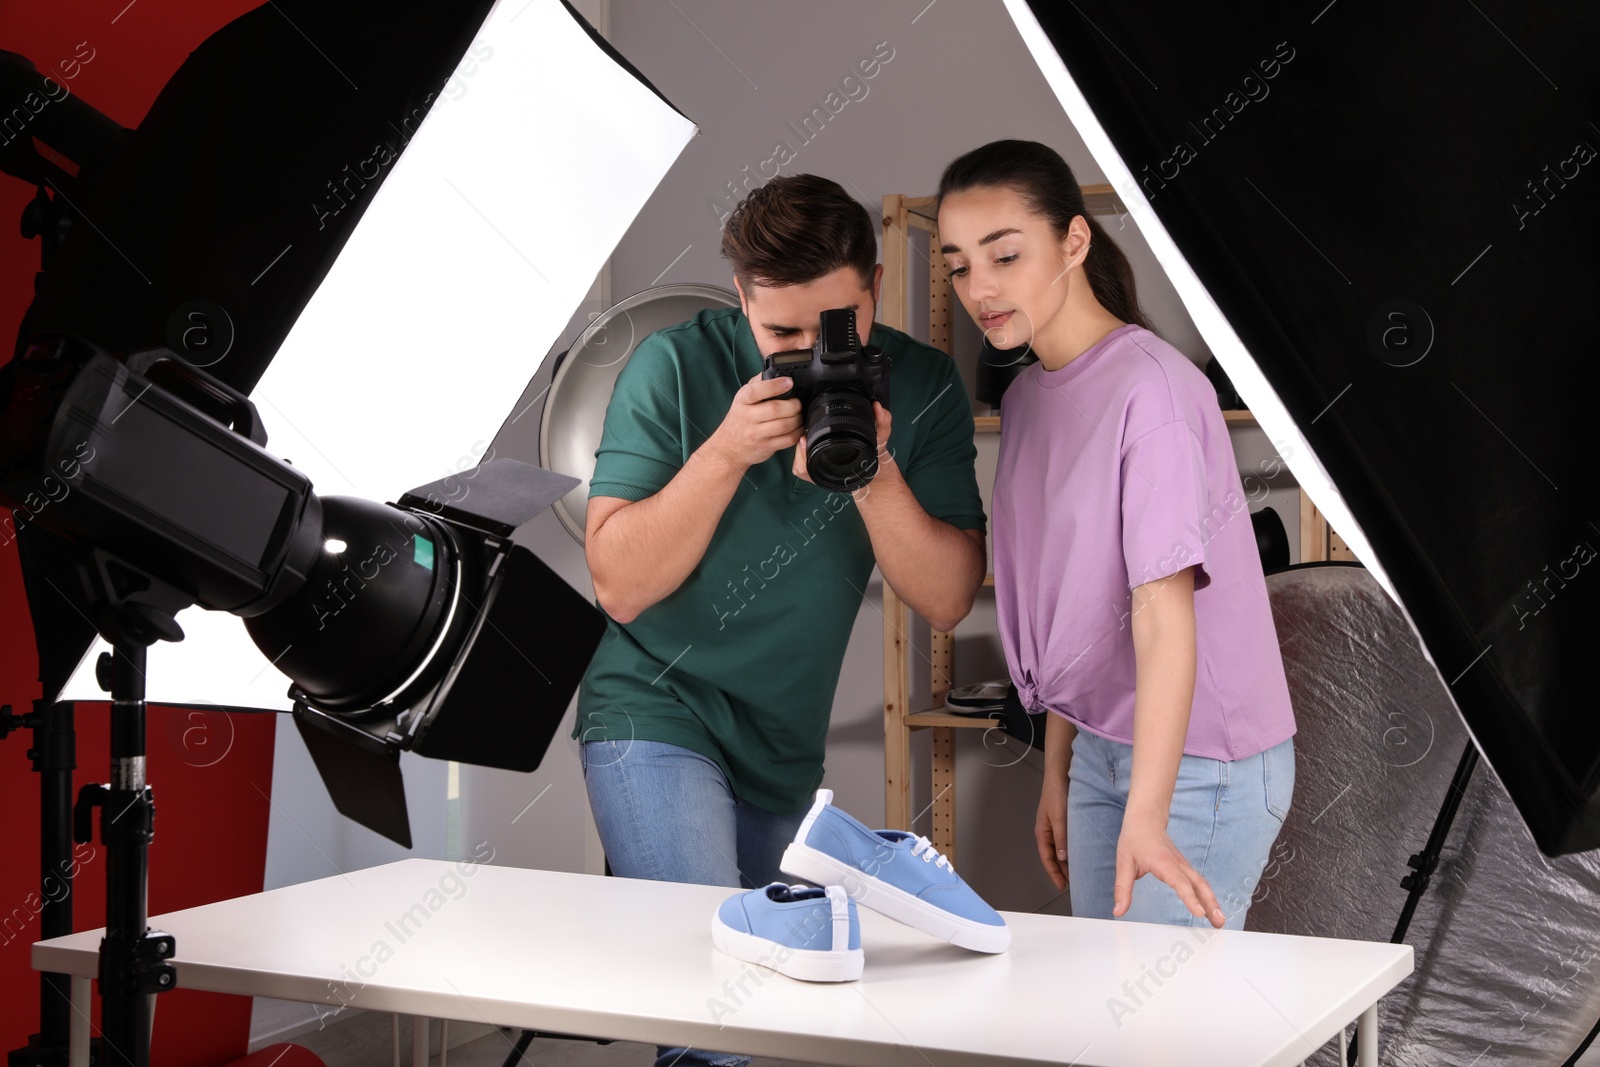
[35,859,1410,1066]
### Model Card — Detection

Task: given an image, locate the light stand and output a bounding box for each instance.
[0,699,87,1067]
[2,48,126,1067]
[76,642,173,1067]
[1344,742,1479,1066]
[1389,744,1478,947]
[67,560,190,1067]
[1,570,186,1067]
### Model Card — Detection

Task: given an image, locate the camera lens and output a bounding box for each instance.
[805,390,877,493]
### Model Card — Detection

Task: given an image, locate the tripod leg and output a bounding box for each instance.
[97,642,176,1067]
[1390,744,1479,945]
[500,1029,536,1067]
[1347,742,1478,1065]
[39,700,78,1053]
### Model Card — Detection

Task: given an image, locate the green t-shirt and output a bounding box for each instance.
[574,307,985,813]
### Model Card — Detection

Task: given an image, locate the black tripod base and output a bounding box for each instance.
[7,1034,104,1067]
[499,1031,613,1067]
[1345,741,1480,1066]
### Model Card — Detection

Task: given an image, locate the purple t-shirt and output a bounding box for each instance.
[993,324,1295,761]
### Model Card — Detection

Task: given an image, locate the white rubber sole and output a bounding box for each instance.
[711,915,864,982]
[781,842,1011,954]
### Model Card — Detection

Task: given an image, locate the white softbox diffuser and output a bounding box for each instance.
[60,0,695,709]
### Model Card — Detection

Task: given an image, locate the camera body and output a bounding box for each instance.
[759,308,890,493]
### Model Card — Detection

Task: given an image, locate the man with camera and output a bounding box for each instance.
[576,175,986,939]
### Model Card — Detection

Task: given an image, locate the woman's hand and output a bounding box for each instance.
[1035,778,1069,890]
[1119,566,1223,926]
[1113,812,1225,927]
[1035,709,1075,890]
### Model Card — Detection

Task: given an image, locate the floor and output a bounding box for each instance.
[251,997,824,1067]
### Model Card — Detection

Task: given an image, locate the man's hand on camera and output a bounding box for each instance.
[794,400,895,490]
[706,373,803,473]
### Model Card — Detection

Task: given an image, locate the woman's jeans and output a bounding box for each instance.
[1066,729,1295,929]
[580,739,808,1067]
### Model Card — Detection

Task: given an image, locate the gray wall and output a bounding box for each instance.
[465,0,1306,915]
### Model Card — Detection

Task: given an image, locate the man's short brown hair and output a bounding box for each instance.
[720,174,877,290]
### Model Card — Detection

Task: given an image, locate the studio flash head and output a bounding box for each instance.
[0,333,605,848]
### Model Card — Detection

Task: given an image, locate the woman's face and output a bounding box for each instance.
[937,184,1084,353]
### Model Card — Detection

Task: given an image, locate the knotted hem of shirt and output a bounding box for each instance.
[1015,675,1045,715]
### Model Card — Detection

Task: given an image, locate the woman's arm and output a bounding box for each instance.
[1035,710,1078,889]
[1114,564,1226,928]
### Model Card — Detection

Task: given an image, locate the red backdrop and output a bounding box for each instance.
[2,3,280,1062]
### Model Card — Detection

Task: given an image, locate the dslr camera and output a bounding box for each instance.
[760,307,890,493]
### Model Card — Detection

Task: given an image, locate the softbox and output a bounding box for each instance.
[1004,0,1597,854]
[20,0,695,713]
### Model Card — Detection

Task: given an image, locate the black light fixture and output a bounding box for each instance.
[974,333,1038,410]
[0,329,606,850]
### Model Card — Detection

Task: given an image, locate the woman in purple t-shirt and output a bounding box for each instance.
[936,140,1296,930]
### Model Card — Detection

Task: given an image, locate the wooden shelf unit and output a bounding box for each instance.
[878,192,1348,865]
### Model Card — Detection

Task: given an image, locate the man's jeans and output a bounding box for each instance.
[580,739,807,1067]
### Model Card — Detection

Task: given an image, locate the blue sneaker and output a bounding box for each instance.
[711,882,863,982]
[780,789,1010,953]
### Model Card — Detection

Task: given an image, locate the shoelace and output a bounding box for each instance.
[910,835,953,871]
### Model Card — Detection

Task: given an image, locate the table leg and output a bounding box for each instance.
[71,975,90,1067]
[412,1015,428,1067]
[1357,1003,1378,1067]
[391,1014,400,1067]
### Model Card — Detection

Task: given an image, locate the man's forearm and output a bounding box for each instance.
[853,459,985,631]
[587,442,747,623]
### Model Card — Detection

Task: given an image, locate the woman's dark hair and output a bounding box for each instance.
[721,174,877,290]
[936,139,1150,330]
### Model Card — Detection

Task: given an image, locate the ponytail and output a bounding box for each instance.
[1080,214,1148,329]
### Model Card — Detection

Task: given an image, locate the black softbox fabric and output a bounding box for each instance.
[12,0,496,697]
[19,0,507,390]
[1017,2,1596,853]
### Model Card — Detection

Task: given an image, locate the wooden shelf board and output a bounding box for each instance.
[906,708,1001,730]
